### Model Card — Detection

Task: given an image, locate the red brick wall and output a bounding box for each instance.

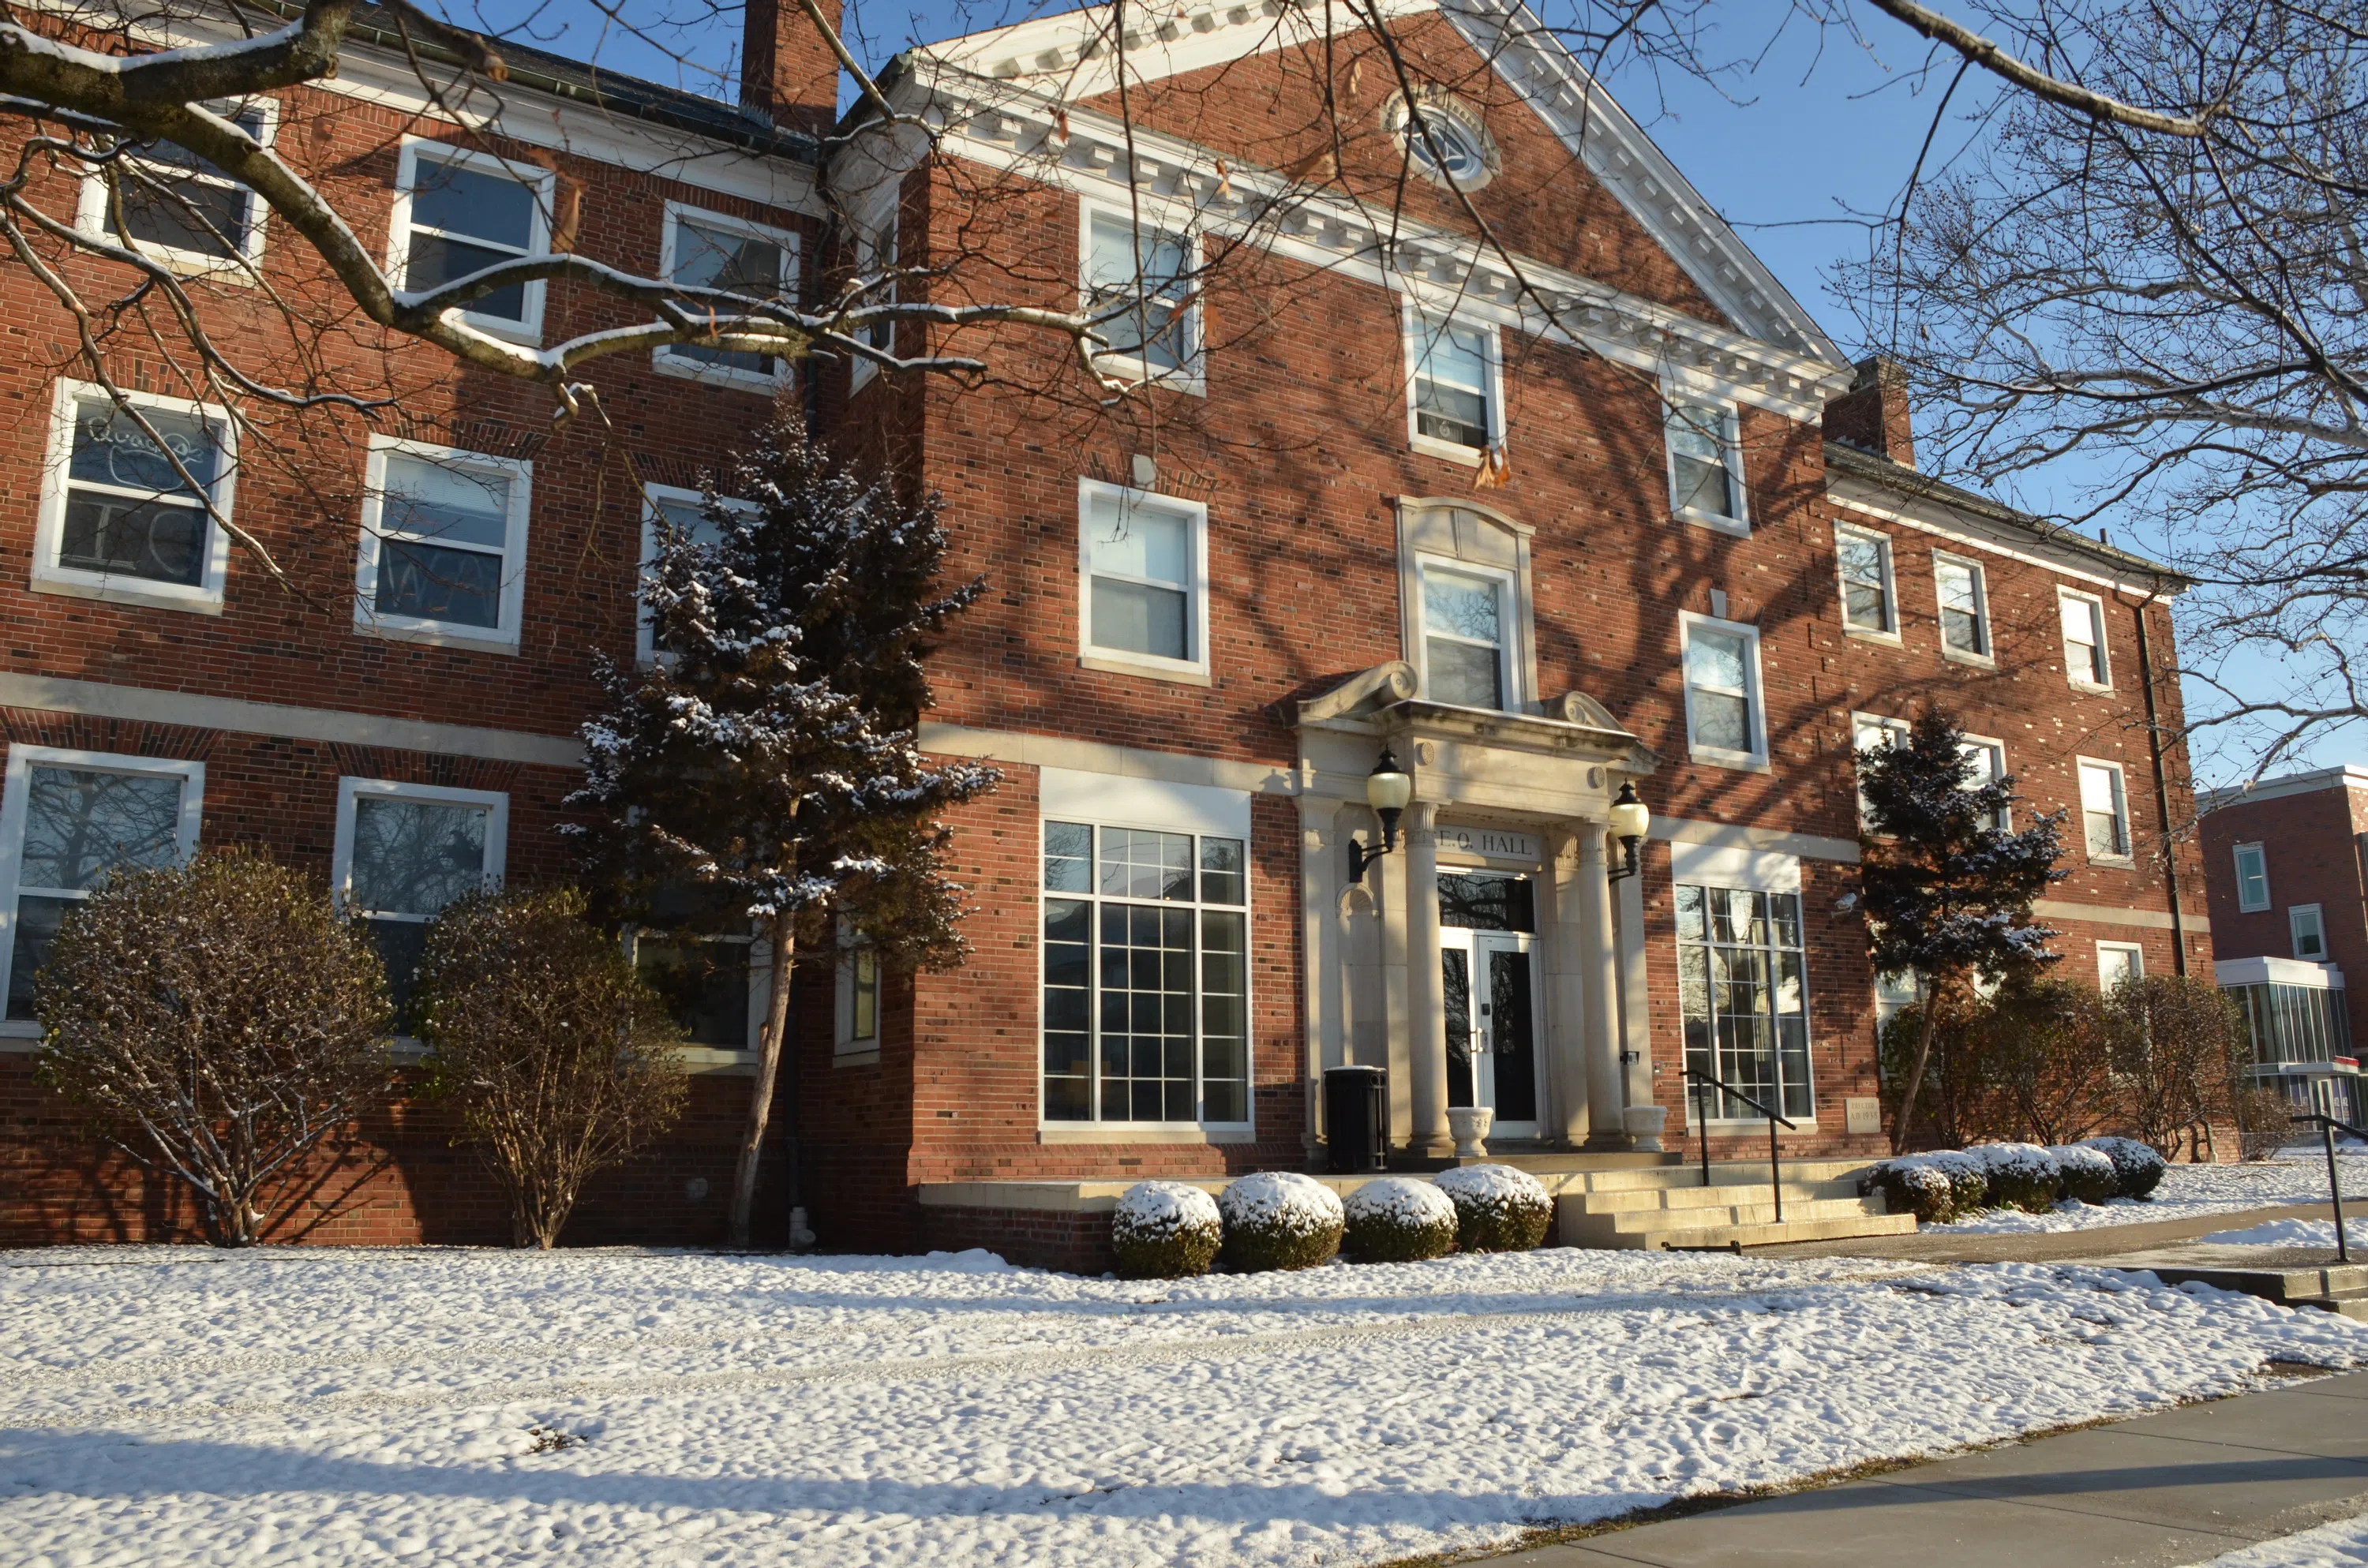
[2202,783,2368,1041]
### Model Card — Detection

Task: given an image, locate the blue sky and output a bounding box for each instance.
[471,0,2310,786]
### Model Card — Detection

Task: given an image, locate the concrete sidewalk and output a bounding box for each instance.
[1489,1369,2368,1568]
[1753,1201,2346,1265]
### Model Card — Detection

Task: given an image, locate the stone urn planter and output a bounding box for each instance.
[1446,1105,1495,1159]
[1623,1105,1669,1152]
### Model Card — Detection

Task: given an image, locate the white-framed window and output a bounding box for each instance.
[0,747,203,1025]
[1080,201,1200,387]
[2097,941,2145,989]
[75,100,275,275]
[2233,842,2271,912]
[2291,904,2329,962]
[1874,968,1920,1037]
[388,139,553,341]
[1852,713,1909,829]
[836,939,880,1057]
[849,208,898,391]
[1679,612,1768,769]
[1677,882,1813,1121]
[633,926,764,1056]
[1933,553,1992,662]
[1076,479,1209,680]
[2060,589,2111,690]
[1418,556,1517,710]
[332,777,507,1005]
[2077,758,2132,862]
[354,436,532,653]
[1041,818,1249,1126]
[1403,305,1502,462]
[1665,392,1748,533]
[639,484,758,664]
[1834,524,1898,638]
[1960,735,2010,830]
[655,203,798,391]
[34,378,238,613]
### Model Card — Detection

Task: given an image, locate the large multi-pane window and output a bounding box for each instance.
[1041,821,1248,1125]
[335,778,506,1008]
[392,141,551,335]
[1082,208,1197,378]
[1677,883,1813,1121]
[0,749,202,1021]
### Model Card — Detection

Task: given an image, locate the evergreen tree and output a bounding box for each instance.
[568,425,995,1248]
[1857,708,2066,1152]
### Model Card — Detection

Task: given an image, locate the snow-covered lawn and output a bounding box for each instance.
[4,1245,2366,1566]
[2201,1218,2346,1248]
[1937,1149,2368,1235]
[2186,1514,2368,1568]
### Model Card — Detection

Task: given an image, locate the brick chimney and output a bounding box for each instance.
[1823,356,1916,470]
[742,0,844,140]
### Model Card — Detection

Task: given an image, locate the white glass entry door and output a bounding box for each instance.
[1439,870,1545,1140]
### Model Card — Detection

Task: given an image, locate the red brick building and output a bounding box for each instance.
[0,0,2211,1255]
[2200,769,2364,1122]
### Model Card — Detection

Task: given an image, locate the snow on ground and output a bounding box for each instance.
[2,1245,2365,1567]
[2201,1219,2347,1248]
[2183,1514,2368,1568]
[1939,1149,2368,1235]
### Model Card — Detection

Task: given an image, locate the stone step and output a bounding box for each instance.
[1572,1158,1881,1194]
[1579,1178,1864,1214]
[1583,1196,1894,1236]
[1647,1211,1921,1251]
[1558,1193,1903,1247]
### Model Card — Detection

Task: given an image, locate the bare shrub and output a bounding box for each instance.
[34,848,391,1246]
[2104,975,2245,1158]
[1979,978,2118,1147]
[416,886,688,1249]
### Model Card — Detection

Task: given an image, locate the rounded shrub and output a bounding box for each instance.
[2083,1136,2168,1199]
[2048,1143,2119,1205]
[1342,1177,1459,1263]
[1217,1172,1345,1272]
[1434,1163,1553,1252]
[1111,1181,1223,1278]
[1969,1142,2061,1212]
[1924,1149,1991,1215]
[1860,1156,1959,1224]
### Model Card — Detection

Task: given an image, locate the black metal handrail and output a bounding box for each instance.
[1683,1066,1798,1223]
[2290,1111,2367,1263]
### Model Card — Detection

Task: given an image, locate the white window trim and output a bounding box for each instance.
[1851,712,1909,831]
[2291,903,2329,962]
[835,937,881,1061]
[1414,553,1522,711]
[388,138,553,344]
[1077,196,1205,394]
[2076,755,2134,866]
[1678,611,1770,772]
[1036,811,1254,1136]
[1663,387,1749,536]
[330,776,508,920]
[1075,477,1212,683]
[652,201,800,392]
[628,925,767,1067]
[0,745,205,1038]
[638,484,758,664]
[2059,587,2114,692]
[1931,550,1995,668]
[35,378,239,615]
[73,98,277,279]
[849,196,899,393]
[1401,301,1504,466]
[2096,940,2145,986]
[2234,841,2271,912]
[354,435,533,654]
[1833,522,1899,642]
[1959,732,2011,830]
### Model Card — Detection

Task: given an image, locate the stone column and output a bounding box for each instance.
[1546,826,1591,1147]
[1377,808,1412,1149]
[1577,825,1631,1150]
[1403,801,1451,1155]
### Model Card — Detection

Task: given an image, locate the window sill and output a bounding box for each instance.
[2238,902,2272,915]
[1842,627,1902,647]
[2069,679,2115,696]
[1675,506,1751,538]
[1077,651,1212,687]
[1688,1117,1819,1135]
[90,232,265,283]
[1038,1125,1257,1144]
[680,1046,759,1075]
[1409,433,1486,467]
[1939,646,1997,670]
[0,1019,37,1051]
[1087,355,1206,399]
[834,1046,881,1068]
[33,567,224,616]
[2086,855,2138,870]
[352,616,521,657]
[1686,747,1773,775]
[651,350,792,395]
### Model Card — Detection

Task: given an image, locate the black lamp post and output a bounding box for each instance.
[1347,747,1414,883]
[1606,780,1650,882]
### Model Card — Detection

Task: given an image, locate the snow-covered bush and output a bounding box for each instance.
[1968,1142,2060,1212]
[1924,1149,1991,1214]
[1342,1177,1458,1263]
[1218,1173,1344,1271]
[1859,1156,1960,1223]
[2048,1143,2119,1204]
[2082,1136,2168,1199]
[1435,1164,1553,1252]
[1111,1181,1223,1278]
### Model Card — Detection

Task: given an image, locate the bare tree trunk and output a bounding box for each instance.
[1890,977,1946,1154]
[729,922,797,1250]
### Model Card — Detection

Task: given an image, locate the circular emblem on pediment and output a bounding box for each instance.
[1384,91,1497,191]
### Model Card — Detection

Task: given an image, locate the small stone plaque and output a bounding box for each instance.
[1845,1097,1883,1136]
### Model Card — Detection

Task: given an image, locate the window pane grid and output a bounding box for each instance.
[1677,883,1813,1121]
[1937,559,1987,655]
[1838,532,1892,631]
[403,152,538,320]
[1413,316,1491,449]
[61,397,220,587]
[2078,763,2129,856]
[8,764,189,1021]
[666,216,789,375]
[1041,821,1249,1125]
[1686,626,1756,754]
[1668,400,1738,519]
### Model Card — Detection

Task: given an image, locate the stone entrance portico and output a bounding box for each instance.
[1294,661,1658,1159]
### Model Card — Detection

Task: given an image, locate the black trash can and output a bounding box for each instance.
[1324,1065,1388,1173]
